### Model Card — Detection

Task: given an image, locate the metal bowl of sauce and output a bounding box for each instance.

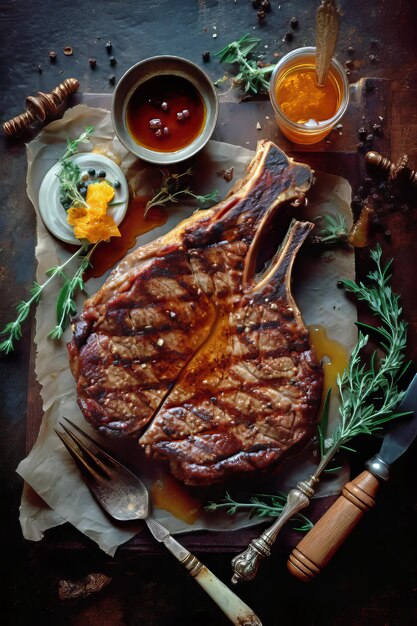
[112,56,219,164]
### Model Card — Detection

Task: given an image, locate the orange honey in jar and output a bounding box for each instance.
[269,47,349,144]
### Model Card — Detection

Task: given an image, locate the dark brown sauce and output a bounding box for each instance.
[150,472,201,524]
[85,196,167,279]
[126,75,206,152]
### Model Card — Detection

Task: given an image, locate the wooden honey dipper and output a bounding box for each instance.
[3,78,79,136]
[365,150,417,185]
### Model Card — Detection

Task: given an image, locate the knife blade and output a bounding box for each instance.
[145,518,263,626]
[287,373,417,582]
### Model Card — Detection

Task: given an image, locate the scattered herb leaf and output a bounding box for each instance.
[216,33,274,94]
[313,213,350,246]
[144,169,219,216]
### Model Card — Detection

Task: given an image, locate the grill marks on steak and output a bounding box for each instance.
[140,220,322,484]
[69,249,216,435]
[68,141,322,483]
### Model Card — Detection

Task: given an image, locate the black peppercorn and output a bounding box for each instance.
[109,56,117,66]
[105,41,112,53]
[284,31,293,42]
[109,74,116,85]
[88,168,96,177]
[89,57,97,69]
[37,65,43,74]
[202,51,210,62]
[98,170,106,178]
[290,17,298,28]
[372,123,383,136]
[336,280,343,289]
[257,9,266,21]
[369,54,378,63]
[261,0,271,12]
[358,126,366,138]
[347,46,354,55]
[113,180,121,189]
[49,50,57,62]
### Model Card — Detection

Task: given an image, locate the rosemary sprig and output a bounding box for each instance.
[313,213,350,246]
[206,492,313,532]
[319,244,409,462]
[0,244,90,354]
[216,34,274,94]
[144,169,219,216]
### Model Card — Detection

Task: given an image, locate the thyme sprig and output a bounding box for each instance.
[313,213,349,247]
[57,126,94,210]
[205,492,313,532]
[216,34,274,94]
[0,244,90,354]
[144,169,219,216]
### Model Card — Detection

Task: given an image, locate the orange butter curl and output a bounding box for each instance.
[67,181,121,243]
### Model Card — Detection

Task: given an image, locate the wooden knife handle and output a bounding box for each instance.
[287,470,380,582]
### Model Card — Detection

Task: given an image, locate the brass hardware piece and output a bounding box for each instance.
[365,151,417,185]
[3,78,79,136]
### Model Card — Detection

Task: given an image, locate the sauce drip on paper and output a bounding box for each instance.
[308,324,349,395]
[85,196,167,279]
[151,473,201,524]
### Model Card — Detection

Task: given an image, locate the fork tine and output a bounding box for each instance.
[54,427,105,486]
[61,417,121,472]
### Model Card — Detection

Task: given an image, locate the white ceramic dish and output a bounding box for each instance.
[38,153,129,245]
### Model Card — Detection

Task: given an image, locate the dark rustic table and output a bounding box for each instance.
[1,1,417,625]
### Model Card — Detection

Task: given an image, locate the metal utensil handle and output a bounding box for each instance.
[231,478,317,584]
[316,0,340,86]
[181,553,263,626]
[287,470,380,582]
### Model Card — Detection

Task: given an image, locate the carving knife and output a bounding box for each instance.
[287,373,417,581]
[145,517,263,626]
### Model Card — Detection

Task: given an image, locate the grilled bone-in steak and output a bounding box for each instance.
[68,141,323,485]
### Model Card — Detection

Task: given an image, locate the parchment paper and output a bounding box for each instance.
[17,105,356,556]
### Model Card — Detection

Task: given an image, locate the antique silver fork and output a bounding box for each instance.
[55,418,262,626]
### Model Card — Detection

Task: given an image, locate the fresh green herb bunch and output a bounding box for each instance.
[206,492,313,532]
[0,244,96,354]
[319,244,409,460]
[216,34,274,94]
[145,168,219,216]
[57,125,94,210]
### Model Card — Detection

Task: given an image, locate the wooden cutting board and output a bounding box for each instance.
[26,79,392,553]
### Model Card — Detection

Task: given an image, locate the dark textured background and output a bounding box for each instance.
[1,1,417,625]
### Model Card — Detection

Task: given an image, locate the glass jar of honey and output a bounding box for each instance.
[269,47,349,145]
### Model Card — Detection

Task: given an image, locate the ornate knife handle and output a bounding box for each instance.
[231,478,317,584]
